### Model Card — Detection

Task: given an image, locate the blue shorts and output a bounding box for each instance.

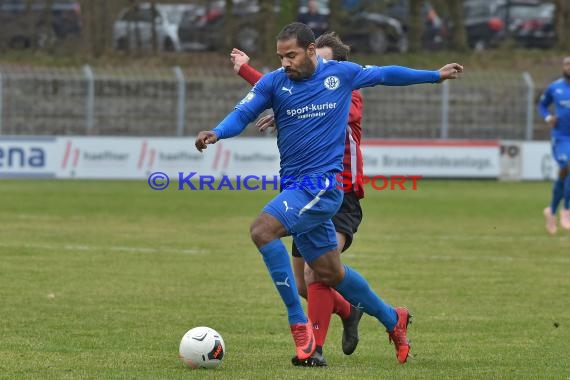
[552,139,570,168]
[262,173,343,263]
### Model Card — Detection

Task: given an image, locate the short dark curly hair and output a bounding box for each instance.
[276,22,316,49]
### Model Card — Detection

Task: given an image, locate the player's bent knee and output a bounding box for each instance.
[306,249,344,286]
[249,221,264,247]
[250,224,273,247]
[322,272,344,287]
[309,265,343,287]
[250,213,286,247]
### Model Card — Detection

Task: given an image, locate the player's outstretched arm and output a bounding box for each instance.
[195,131,218,152]
[353,62,464,88]
[438,63,464,82]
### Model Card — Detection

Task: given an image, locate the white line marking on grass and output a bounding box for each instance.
[15,214,59,221]
[0,242,206,255]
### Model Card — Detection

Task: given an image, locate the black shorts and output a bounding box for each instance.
[292,191,363,257]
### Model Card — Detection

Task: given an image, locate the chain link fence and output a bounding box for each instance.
[0,65,550,140]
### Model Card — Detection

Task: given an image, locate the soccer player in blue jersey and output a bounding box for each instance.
[230,34,366,367]
[539,56,570,235]
[195,22,463,364]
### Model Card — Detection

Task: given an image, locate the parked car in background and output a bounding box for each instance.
[177,0,262,53]
[338,11,408,53]
[178,0,406,55]
[298,0,408,54]
[385,0,448,50]
[463,0,551,51]
[513,2,555,48]
[463,0,507,50]
[0,0,81,50]
[113,3,197,52]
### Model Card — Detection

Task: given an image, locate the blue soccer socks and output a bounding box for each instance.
[334,264,398,331]
[259,239,306,325]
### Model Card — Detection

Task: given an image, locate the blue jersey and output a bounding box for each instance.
[538,78,570,140]
[213,57,440,178]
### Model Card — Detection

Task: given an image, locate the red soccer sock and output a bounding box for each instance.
[307,282,335,348]
[331,289,351,320]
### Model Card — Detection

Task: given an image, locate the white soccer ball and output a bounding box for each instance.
[179,326,225,369]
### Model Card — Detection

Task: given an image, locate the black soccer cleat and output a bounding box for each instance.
[291,351,328,367]
[342,305,364,355]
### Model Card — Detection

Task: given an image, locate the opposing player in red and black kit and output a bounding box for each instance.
[230,32,378,367]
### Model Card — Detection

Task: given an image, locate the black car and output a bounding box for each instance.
[297,1,408,54]
[513,2,555,48]
[178,0,407,54]
[0,0,81,49]
[463,0,547,51]
[463,0,507,50]
[299,0,446,52]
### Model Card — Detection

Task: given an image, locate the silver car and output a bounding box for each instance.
[113,3,197,52]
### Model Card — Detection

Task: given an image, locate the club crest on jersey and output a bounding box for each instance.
[324,76,340,90]
[239,92,255,104]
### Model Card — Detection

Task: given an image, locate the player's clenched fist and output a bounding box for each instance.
[438,63,463,82]
[195,131,218,152]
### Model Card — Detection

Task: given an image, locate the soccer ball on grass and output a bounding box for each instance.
[179,326,225,369]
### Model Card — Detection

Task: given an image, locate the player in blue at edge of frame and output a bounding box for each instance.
[539,56,570,235]
[195,22,463,365]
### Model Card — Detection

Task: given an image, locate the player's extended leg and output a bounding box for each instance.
[261,173,343,362]
[291,232,360,367]
[250,212,315,361]
[302,240,411,364]
[327,195,366,356]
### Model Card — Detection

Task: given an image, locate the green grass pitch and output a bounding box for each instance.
[1,179,568,379]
